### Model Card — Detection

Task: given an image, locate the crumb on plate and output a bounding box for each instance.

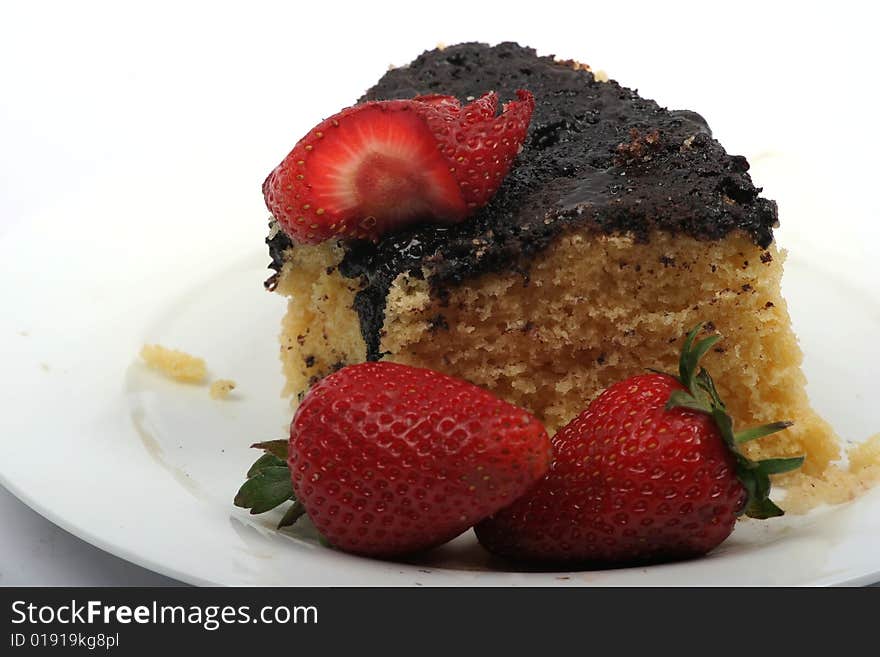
[209,379,237,400]
[140,344,206,383]
[780,434,880,514]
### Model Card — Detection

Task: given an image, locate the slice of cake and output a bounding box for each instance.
[265,42,879,510]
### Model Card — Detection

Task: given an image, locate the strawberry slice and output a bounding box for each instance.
[262,90,535,244]
[421,90,534,212]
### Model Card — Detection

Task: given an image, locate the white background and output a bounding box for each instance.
[1,0,878,585]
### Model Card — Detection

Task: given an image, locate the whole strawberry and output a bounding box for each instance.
[236,362,551,558]
[475,324,803,565]
[262,90,535,244]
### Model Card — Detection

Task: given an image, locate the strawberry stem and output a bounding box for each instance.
[666,323,804,519]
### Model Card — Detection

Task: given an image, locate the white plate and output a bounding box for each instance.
[2,146,880,586]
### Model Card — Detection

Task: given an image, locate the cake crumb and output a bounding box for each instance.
[593,69,609,82]
[140,344,206,383]
[267,220,281,241]
[557,58,592,72]
[615,128,663,164]
[781,434,880,514]
[209,379,237,400]
[849,433,880,472]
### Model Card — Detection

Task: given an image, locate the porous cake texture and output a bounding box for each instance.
[276,231,834,471]
[267,42,879,509]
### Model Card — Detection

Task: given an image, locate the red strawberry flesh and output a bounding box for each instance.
[305,105,467,232]
[263,91,534,244]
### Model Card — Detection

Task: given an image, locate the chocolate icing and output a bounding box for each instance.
[266,42,778,361]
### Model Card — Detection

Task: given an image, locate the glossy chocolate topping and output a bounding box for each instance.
[266,42,778,360]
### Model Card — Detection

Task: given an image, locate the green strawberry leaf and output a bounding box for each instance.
[743,495,786,520]
[251,439,289,460]
[234,465,294,515]
[277,500,307,529]
[247,452,286,478]
[672,322,804,519]
[235,439,305,524]
[695,367,725,410]
[689,335,722,378]
[678,324,702,389]
[666,390,710,413]
[755,456,805,476]
[734,422,794,444]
